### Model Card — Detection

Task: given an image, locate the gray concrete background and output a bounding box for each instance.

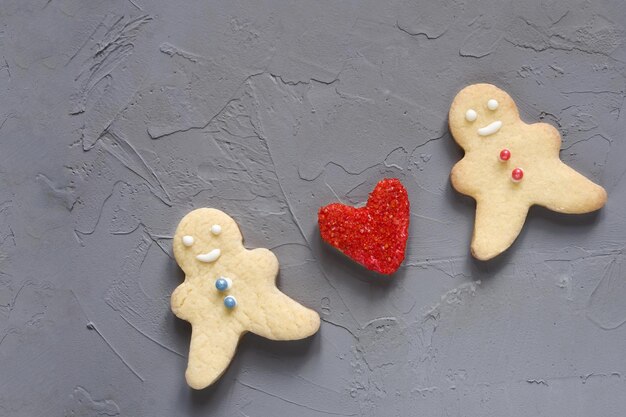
[1,0,625,416]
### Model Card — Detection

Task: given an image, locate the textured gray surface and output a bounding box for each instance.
[1,0,626,416]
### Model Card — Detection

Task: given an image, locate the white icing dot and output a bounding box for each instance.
[182,235,194,247]
[465,109,477,122]
[211,224,222,235]
[487,99,498,110]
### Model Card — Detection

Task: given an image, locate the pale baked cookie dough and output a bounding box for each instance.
[449,83,607,260]
[171,208,320,389]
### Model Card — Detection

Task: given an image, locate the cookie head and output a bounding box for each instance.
[449,83,520,149]
[173,208,243,275]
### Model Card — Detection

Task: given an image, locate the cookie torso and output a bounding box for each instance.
[452,120,560,202]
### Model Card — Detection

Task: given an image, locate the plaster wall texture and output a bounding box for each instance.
[0,0,625,416]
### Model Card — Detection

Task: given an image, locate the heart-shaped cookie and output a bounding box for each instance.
[318,178,410,275]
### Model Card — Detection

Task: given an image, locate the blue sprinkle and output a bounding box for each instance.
[215,277,231,291]
[223,295,237,309]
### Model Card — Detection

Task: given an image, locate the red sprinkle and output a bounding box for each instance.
[511,167,524,182]
[499,149,511,161]
[318,178,410,275]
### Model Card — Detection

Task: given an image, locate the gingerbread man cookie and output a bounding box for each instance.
[449,84,607,260]
[171,208,320,389]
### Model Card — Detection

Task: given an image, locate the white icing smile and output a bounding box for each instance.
[196,248,221,263]
[477,120,502,136]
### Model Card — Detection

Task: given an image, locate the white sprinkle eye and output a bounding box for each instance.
[465,109,477,122]
[182,235,194,247]
[211,224,222,235]
[487,99,498,110]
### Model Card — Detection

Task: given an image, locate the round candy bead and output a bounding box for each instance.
[511,167,524,182]
[487,99,498,110]
[465,109,477,122]
[223,295,237,309]
[215,277,232,291]
[499,149,511,162]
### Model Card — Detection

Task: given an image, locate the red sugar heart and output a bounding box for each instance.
[318,178,410,275]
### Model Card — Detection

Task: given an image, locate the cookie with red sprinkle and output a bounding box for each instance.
[449,83,607,260]
[318,178,410,275]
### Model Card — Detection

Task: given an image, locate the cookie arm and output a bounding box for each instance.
[532,161,607,214]
[242,248,320,340]
[171,282,193,321]
[249,289,321,341]
[471,198,529,260]
[185,323,242,389]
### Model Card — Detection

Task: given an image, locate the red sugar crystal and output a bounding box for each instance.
[318,178,410,275]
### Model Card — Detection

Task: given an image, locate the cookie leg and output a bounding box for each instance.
[249,289,320,341]
[535,163,607,214]
[185,324,241,389]
[471,199,529,260]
